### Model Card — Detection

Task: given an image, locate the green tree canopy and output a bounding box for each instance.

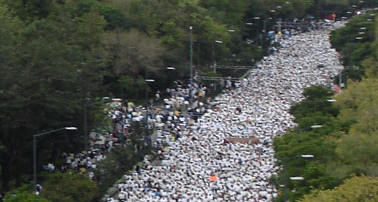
[4,192,52,202]
[0,1,107,190]
[300,176,378,202]
[40,171,98,202]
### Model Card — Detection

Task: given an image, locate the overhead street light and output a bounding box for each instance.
[290,177,304,181]
[282,154,314,202]
[311,125,323,129]
[301,154,315,158]
[167,66,175,70]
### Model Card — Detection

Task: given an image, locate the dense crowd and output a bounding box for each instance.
[104,21,345,202]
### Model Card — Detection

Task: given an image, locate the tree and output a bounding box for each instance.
[199,0,251,25]
[101,29,165,99]
[2,0,54,21]
[40,171,98,202]
[334,76,378,175]
[102,29,165,77]
[273,85,342,201]
[0,2,107,191]
[4,192,52,202]
[71,0,132,29]
[300,176,378,202]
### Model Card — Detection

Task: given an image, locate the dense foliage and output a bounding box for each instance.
[40,171,98,202]
[3,188,52,202]
[330,10,377,81]
[301,176,378,202]
[0,0,377,200]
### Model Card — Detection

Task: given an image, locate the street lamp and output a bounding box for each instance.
[145,79,155,101]
[289,177,304,181]
[311,124,323,129]
[189,26,193,86]
[213,40,223,73]
[310,99,336,129]
[166,66,175,70]
[252,17,262,45]
[83,98,109,152]
[301,154,315,158]
[33,127,77,193]
[281,154,314,202]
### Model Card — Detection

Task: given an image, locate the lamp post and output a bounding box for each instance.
[33,127,77,193]
[84,98,108,152]
[213,40,223,73]
[189,26,193,86]
[145,79,155,101]
[252,17,261,45]
[310,99,336,129]
[189,26,194,106]
[281,154,314,202]
[145,79,155,122]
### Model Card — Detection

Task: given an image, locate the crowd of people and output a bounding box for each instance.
[44,78,212,183]
[104,21,345,202]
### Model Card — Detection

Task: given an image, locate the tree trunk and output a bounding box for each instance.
[1,156,11,191]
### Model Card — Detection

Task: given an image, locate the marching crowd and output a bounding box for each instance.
[42,21,344,201]
[104,21,345,202]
